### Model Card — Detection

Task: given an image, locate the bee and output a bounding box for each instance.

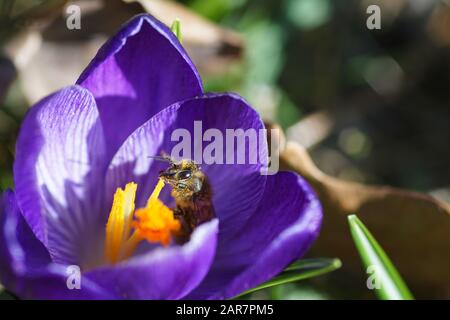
[150,155,215,243]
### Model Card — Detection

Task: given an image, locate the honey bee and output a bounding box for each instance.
[150,155,215,242]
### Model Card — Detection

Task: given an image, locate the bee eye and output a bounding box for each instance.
[177,170,191,180]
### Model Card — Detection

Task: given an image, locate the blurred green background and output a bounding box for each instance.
[1,0,450,299]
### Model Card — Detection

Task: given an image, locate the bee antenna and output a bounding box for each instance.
[148,155,172,163]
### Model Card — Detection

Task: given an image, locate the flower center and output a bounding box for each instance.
[104,179,181,264]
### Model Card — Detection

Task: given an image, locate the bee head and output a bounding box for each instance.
[158,159,202,198]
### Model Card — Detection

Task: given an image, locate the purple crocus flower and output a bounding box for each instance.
[0,14,322,299]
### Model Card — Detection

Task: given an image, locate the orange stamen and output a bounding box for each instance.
[104,179,180,264]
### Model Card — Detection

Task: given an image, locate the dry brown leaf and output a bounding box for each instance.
[427,3,450,47]
[0,56,16,104]
[267,122,450,298]
[4,0,244,104]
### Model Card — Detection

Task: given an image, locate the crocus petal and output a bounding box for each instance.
[186,172,322,299]
[14,85,107,267]
[105,93,268,240]
[85,219,218,299]
[77,14,203,158]
[0,190,112,299]
[17,264,115,300]
[0,190,51,291]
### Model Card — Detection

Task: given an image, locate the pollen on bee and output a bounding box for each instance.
[104,179,180,264]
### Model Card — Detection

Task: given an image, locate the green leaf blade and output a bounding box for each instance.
[170,18,182,44]
[348,214,414,300]
[233,258,342,298]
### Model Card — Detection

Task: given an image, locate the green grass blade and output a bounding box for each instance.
[234,258,342,298]
[170,18,182,44]
[0,285,16,300]
[348,214,414,300]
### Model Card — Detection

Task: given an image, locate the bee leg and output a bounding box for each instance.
[173,207,192,244]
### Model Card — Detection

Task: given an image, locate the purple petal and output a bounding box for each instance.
[14,85,107,267]
[85,219,218,299]
[0,190,50,290]
[186,172,322,299]
[77,14,203,158]
[105,94,268,240]
[0,190,112,299]
[17,264,115,300]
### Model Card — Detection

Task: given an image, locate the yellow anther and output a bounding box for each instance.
[104,179,180,264]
